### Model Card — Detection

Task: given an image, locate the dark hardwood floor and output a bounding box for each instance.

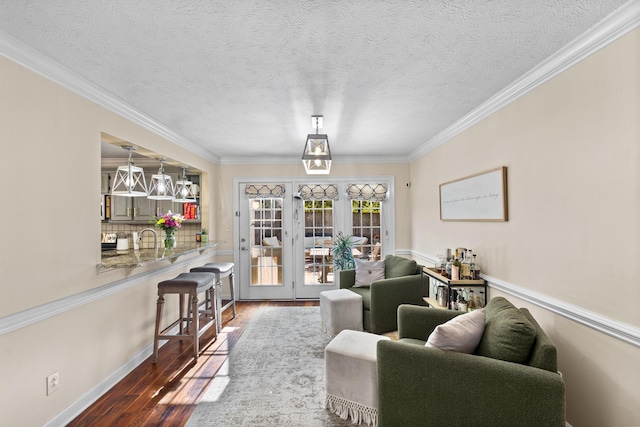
[68,300,319,427]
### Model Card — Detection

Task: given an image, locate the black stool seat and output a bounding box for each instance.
[158,272,215,293]
[152,272,216,363]
[192,262,233,276]
[190,263,236,332]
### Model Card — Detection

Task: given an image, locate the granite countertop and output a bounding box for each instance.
[97,240,225,270]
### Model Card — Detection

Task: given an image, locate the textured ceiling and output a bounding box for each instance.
[0,0,629,162]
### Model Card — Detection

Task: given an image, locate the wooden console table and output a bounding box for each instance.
[422,267,487,310]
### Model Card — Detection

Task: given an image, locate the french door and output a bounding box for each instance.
[238,184,294,299]
[293,184,340,299]
[236,180,393,300]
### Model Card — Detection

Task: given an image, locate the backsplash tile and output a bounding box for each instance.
[101,222,203,248]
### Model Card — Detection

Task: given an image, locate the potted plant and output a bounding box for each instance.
[332,232,355,272]
[201,228,208,244]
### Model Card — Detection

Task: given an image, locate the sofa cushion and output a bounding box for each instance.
[384,255,418,278]
[354,258,385,287]
[425,309,485,353]
[475,297,536,364]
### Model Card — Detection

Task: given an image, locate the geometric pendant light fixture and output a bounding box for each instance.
[111,146,149,197]
[174,166,197,203]
[147,158,175,200]
[302,115,332,175]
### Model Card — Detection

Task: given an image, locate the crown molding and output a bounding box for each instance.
[3,0,638,167]
[408,0,640,162]
[0,30,220,164]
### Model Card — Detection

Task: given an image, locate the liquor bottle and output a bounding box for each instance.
[468,290,476,311]
[451,256,460,280]
[471,254,480,279]
[477,291,485,308]
[461,250,472,279]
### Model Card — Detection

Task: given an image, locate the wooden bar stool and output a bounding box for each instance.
[152,272,216,363]
[190,263,236,332]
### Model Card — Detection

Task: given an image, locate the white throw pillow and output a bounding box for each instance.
[425,309,486,354]
[354,259,385,287]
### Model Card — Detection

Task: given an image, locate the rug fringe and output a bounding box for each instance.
[325,393,378,427]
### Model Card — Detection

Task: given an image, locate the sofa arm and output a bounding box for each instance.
[397,304,462,340]
[366,275,425,333]
[377,341,565,427]
[369,275,424,312]
[339,269,356,289]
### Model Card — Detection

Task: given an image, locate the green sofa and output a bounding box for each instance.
[339,255,426,334]
[377,297,566,426]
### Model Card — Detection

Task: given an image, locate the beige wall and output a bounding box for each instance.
[409,29,640,426]
[0,55,221,426]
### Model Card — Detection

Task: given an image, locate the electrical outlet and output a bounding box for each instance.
[47,372,59,395]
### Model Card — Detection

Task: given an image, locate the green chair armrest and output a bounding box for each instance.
[367,275,424,333]
[339,269,355,289]
[397,304,462,340]
[377,340,565,427]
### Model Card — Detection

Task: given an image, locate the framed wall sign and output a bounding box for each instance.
[439,166,508,221]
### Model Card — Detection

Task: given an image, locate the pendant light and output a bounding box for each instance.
[147,158,175,200]
[174,166,197,203]
[111,146,148,197]
[302,115,331,175]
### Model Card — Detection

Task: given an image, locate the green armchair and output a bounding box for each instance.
[376,299,566,426]
[339,255,427,334]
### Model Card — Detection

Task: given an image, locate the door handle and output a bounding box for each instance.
[240,246,247,251]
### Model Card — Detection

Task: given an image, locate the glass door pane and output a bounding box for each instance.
[351,200,382,260]
[250,198,283,286]
[303,199,334,286]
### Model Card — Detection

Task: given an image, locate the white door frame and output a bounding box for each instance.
[233,176,395,300]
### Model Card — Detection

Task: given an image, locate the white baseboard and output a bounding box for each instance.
[43,343,156,427]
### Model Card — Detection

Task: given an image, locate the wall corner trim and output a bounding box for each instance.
[485,274,640,348]
[0,251,220,336]
[412,251,640,348]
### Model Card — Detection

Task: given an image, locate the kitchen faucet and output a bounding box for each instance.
[138,228,158,249]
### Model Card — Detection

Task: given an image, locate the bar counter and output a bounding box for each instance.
[97,240,225,270]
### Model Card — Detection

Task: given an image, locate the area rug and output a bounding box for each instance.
[185,306,357,426]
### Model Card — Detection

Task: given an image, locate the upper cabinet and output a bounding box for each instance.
[101,172,111,194]
[105,170,201,223]
[110,193,155,222]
